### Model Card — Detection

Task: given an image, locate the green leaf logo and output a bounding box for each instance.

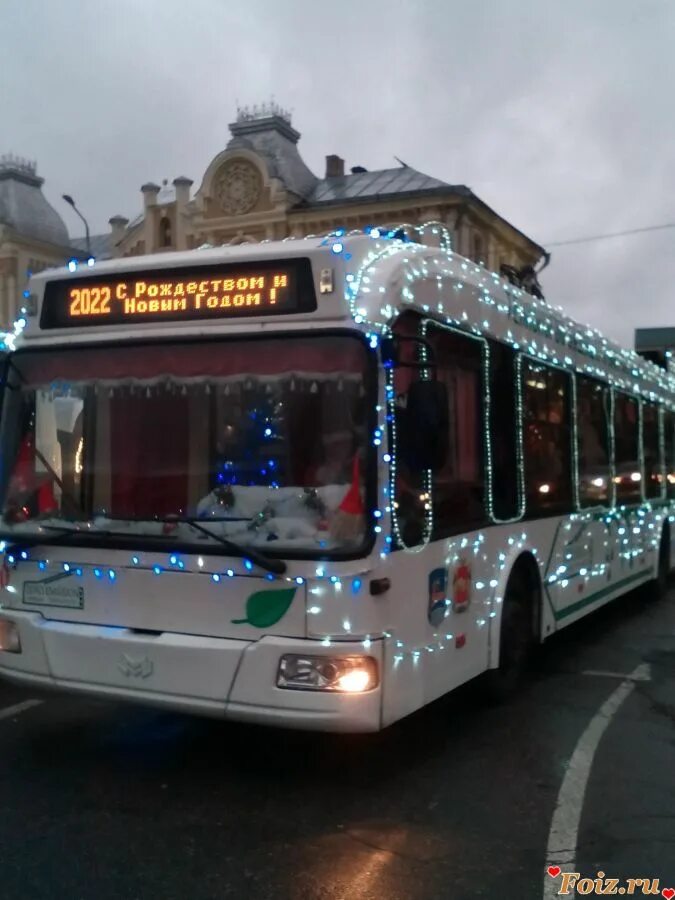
[231,587,297,628]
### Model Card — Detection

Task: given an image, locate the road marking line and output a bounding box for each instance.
[582,668,652,682]
[0,699,43,721]
[543,662,649,900]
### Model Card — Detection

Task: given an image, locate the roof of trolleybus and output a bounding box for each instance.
[12,224,675,404]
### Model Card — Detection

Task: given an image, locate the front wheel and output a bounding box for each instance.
[480,577,534,703]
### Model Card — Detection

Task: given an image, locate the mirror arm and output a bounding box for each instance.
[380,335,438,373]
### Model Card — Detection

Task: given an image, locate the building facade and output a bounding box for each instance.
[0,155,83,329]
[1,105,547,330]
[107,104,546,277]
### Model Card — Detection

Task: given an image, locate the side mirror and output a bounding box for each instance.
[401,380,449,471]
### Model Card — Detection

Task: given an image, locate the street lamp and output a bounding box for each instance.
[62,194,91,258]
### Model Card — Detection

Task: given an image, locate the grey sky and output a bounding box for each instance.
[2,0,674,347]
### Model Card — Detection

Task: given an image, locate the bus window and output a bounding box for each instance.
[522,361,573,514]
[426,324,486,537]
[0,335,373,557]
[577,376,610,507]
[613,393,641,504]
[666,411,675,499]
[489,341,519,520]
[642,402,662,500]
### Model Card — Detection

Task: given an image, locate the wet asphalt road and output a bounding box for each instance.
[1,587,674,900]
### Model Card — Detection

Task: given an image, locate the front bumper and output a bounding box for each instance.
[0,610,382,732]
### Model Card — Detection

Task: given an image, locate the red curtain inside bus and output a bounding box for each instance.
[109,392,189,517]
[18,340,364,385]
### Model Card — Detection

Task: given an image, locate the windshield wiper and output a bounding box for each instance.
[3,521,287,576]
[1,525,123,556]
[177,518,287,575]
[2,523,183,555]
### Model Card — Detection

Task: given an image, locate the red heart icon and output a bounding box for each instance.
[547,866,561,878]
[662,889,674,900]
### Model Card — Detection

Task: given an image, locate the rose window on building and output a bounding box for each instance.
[214,160,262,215]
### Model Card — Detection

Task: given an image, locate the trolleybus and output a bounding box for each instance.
[0,224,672,731]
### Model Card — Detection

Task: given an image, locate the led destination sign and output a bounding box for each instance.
[40,258,316,329]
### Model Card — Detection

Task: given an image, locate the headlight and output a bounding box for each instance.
[0,619,21,653]
[277,654,378,692]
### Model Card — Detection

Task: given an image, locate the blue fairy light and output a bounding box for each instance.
[108,569,116,581]
[212,573,220,583]
[153,565,162,575]
[94,568,102,578]
[244,560,253,571]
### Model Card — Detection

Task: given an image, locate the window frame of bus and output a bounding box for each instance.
[665,409,675,499]
[422,319,489,541]
[576,374,612,510]
[612,390,642,506]
[488,339,520,522]
[39,257,318,330]
[0,329,378,563]
[642,399,664,501]
[521,357,574,518]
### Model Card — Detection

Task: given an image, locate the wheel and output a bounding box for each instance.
[480,570,535,702]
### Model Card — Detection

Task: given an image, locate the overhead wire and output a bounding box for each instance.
[546,221,675,247]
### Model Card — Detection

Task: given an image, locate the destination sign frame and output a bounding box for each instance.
[40,257,317,329]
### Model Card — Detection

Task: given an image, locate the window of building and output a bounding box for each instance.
[426,323,486,537]
[613,393,641,504]
[643,402,663,499]
[472,233,485,265]
[489,341,520,520]
[522,361,573,514]
[159,217,172,248]
[577,376,610,507]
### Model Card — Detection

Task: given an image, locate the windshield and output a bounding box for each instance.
[0,334,373,558]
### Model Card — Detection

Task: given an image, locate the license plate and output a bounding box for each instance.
[22,578,84,610]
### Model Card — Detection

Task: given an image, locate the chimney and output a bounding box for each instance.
[325,155,344,178]
[108,215,129,246]
[173,176,193,207]
[140,182,160,210]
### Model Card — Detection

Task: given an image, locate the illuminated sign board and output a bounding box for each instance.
[40,258,317,329]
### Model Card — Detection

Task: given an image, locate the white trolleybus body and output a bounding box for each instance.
[0,226,673,732]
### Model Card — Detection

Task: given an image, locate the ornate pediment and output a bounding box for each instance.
[214,159,263,215]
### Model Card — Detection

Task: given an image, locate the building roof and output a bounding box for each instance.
[70,232,114,260]
[634,327,675,351]
[0,155,70,248]
[226,111,318,201]
[305,165,451,206]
